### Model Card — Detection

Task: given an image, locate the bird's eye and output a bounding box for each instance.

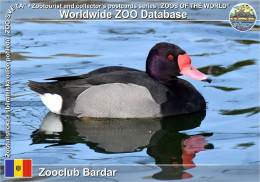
[168,55,174,60]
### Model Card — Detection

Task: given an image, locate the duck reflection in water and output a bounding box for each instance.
[148,131,213,180]
[31,111,214,180]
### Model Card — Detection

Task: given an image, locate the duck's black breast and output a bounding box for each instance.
[161,78,206,116]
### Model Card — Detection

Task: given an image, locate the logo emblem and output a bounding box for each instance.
[229,3,256,32]
[16,165,21,171]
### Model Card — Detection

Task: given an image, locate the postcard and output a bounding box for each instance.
[1,0,259,181]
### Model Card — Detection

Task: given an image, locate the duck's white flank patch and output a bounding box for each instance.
[39,93,63,114]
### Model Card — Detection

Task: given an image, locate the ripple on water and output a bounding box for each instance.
[220,107,260,117]
[198,59,255,77]
[108,28,155,35]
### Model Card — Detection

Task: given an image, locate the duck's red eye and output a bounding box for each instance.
[168,55,174,60]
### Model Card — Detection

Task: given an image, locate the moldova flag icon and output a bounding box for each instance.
[5,159,32,178]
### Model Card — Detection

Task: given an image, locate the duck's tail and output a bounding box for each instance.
[28,80,57,94]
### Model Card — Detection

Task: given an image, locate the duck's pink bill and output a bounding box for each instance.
[178,54,211,83]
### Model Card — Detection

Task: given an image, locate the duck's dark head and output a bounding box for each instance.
[146,42,211,84]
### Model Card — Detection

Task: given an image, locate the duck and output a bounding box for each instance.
[28,42,211,118]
